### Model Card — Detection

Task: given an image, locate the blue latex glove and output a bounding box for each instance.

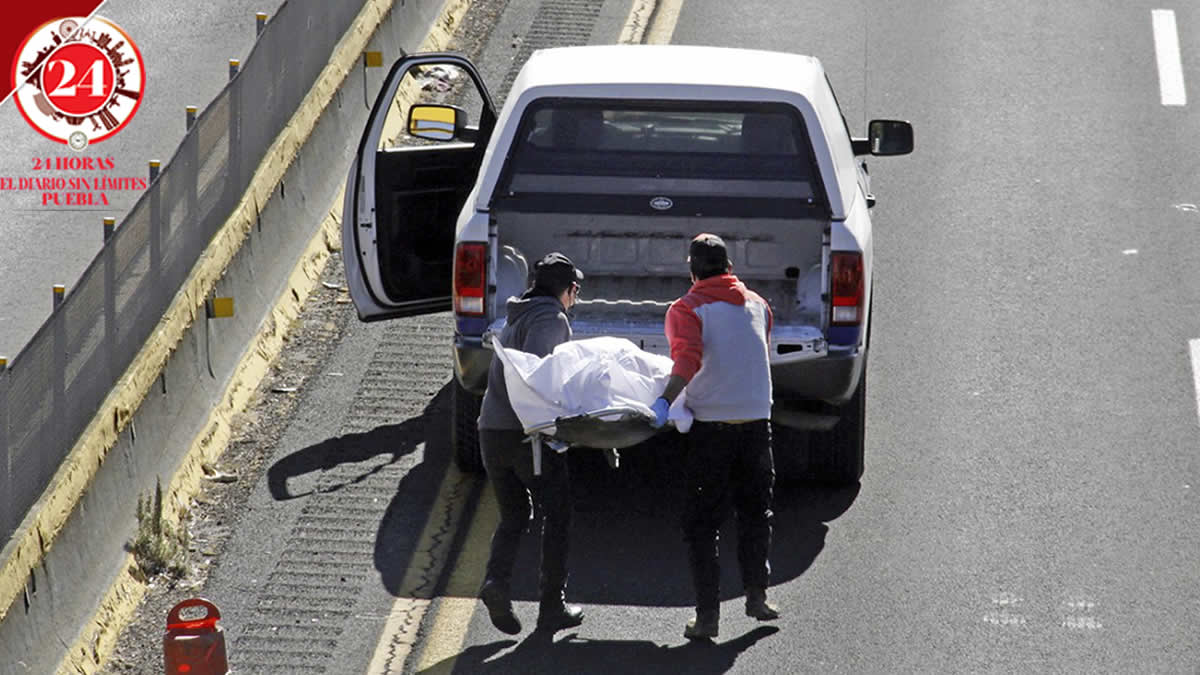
[650,397,670,428]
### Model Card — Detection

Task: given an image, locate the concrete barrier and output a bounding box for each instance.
[0,0,471,672]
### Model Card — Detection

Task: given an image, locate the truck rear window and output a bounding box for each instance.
[493,99,828,217]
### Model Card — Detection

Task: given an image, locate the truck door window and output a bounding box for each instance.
[377,64,487,151]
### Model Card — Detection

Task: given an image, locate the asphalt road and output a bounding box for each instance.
[442,0,1200,671]
[100,0,1200,673]
[0,0,286,358]
[664,1,1200,671]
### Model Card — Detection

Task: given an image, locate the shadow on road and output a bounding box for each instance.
[497,434,861,607]
[418,625,780,674]
[265,394,445,501]
[265,377,860,606]
[264,381,457,596]
[373,384,457,595]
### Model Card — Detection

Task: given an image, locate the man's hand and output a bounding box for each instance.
[650,397,671,428]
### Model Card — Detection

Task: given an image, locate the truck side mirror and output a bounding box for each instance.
[867,119,913,156]
[408,104,471,141]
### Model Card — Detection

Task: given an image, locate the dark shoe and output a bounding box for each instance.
[480,581,522,635]
[745,587,780,621]
[536,602,584,632]
[684,609,719,640]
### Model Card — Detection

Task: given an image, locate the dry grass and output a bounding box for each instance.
[130,479,189,580]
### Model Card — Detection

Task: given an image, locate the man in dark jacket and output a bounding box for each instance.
[651,233,780,640]
[477,252,585,635]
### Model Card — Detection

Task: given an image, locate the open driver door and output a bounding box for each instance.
[341,53,496,321]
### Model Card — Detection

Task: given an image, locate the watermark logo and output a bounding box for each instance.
[10,16,144,149]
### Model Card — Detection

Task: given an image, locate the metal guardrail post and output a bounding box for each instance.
[52,286,66,476]
[104,217,117,383]
[185,113,199,240]
[0,355,10,538]
[149,161,161,282]
[229,61,242,197]
[185,106,199,248]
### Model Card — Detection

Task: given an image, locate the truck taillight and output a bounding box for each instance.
[830,252,863,325]
[454,242,487,316]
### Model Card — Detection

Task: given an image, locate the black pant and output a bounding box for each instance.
[480,428,571,603]
[682,420,774,613]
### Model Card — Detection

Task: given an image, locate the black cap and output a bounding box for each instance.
[532,252,584,291]
[689,233,730,271]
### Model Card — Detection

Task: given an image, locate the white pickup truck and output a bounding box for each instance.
[341,45,912,484]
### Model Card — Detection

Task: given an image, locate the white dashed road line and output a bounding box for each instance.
[1189,339,1200,427]
[1152,9,1187,106]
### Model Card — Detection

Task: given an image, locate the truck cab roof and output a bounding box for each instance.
[476,44,859,220]
[513,45,827,96]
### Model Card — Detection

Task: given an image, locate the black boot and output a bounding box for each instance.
[536,594,584,632]
[745,586,780,621]
[684,608,719,640]
[480,580,522,635]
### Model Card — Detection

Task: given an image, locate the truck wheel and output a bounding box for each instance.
[771,356,868,485]
[451,380,485,473]
[821,363,866,485]
[815,304,871,485]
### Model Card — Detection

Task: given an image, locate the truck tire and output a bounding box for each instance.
[819,363,866,485]
[451,380,485,473]
[817,305,872,485]
[775,317,870,486]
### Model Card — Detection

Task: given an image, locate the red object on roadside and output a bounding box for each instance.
[163,598,229,675]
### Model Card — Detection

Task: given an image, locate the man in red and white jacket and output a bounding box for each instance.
[651,233,780,640]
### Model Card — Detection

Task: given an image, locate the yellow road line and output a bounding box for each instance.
[618,0,657,44]
[411,484,498,673]
[645,0,685,45]
[365,467,480,675]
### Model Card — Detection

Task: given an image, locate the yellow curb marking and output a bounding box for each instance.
[58,191,343,675]
[0,0,393,632]
[3,0,468,671]
[645,0,684,45]
[411,484,498,673]
[618,0,657,45]
[365,471,485,675]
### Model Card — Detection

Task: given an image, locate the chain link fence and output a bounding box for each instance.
[0,0,372,544]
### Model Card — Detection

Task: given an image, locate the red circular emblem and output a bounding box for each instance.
[10,16,145,148]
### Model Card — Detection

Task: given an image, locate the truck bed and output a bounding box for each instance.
[493,210,828,327]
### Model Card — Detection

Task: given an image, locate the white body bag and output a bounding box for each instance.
[491,336,693,438]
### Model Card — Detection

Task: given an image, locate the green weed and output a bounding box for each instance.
[131,478,189,580]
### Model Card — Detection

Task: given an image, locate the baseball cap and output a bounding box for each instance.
[532,252,584,290]
[688,233,730,270]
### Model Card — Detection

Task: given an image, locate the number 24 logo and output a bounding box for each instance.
[46,58,108,98]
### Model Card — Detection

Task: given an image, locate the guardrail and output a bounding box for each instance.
[0,0,371,544]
